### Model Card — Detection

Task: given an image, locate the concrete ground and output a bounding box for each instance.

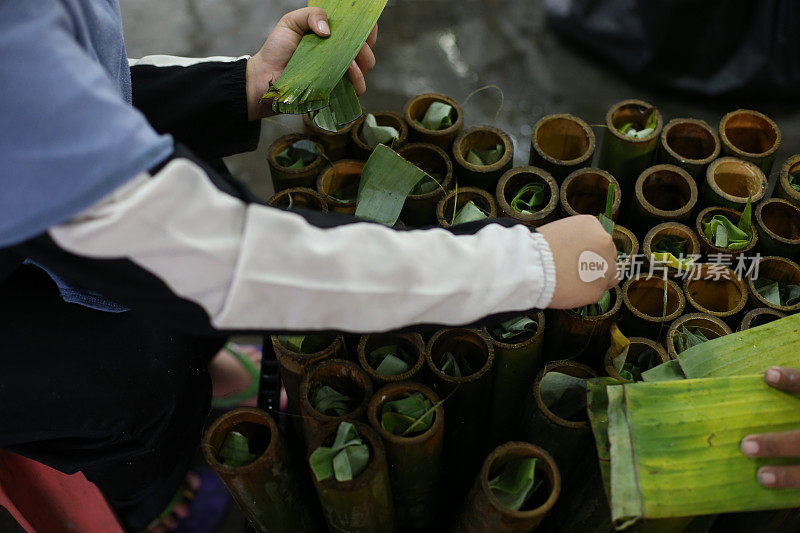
[119,0,800,530]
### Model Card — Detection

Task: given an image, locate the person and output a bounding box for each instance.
[0,1,618,530]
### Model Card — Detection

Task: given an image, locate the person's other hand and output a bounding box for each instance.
[246,8,378,120]
[537,215,619,309]
[741,367,800,488]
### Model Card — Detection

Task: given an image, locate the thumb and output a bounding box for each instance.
[279,7,330,38]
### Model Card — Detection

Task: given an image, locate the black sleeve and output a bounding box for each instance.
[130,58,260,160]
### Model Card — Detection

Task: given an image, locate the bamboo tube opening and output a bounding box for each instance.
[534,361,597,426]
[453,127,514,172]
[426,329,494,382]
[485,310,545,348]
[607,100,662,143]
[746,256,800,312]
[738,308,786,331]
[357,333,426,385]
[720,110,780,158]
[351,111,408,157]
[613,225,639,259]
[684,266,747,319]
[560,168,621,217]
[642,223,701,277]
[367,382,443,444]
[695,206,758,257]
[604,337,669,381]
[496,166,559,225]
[777,155,800,205]
[663,119,719,163]
[756,199,800,243]
[268,187,328,212]
[302,113,354,161]
[316,159,364,213]
[666,313,732,360]
[202,407,275,474]
[404,93,464,138]
[706,158,767,204]
[636,165,697,216]
[300,359,372,420]
[623,276,685,321]
[436,186,498,227]
[308,422,386,491]
[481,443,561,517]
[568,285,623,322]
[396,143,453,198]
[533,114,594,165]
[268,134,325,170]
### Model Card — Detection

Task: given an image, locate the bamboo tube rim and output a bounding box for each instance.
[560,167,622,218]
[268,187,329,212]
[683,265,748,319]
[634,164,698,219]
[316,159,365,209]
[755,198,800,245]
[357,333,426,384]
[482,310,546,349]
[642,222,702,276]
[307,421,387,491]
[660,118,720,166]
[367,382,444,445]
[705,157,767,205]
[299,359,373,425]
[495,167,559,224]
[436,186,498,227]
[566,285,623,322]
[695,206,758,256]
[533,361,598,428]
[267,133,326,173]
[604,337,669,381]
[272,334,344,374]
[452,126,514,174]
[666,313,732,360]
[531,113,595,166]
[605,99,663,144]
[403,93,465,139]
[719,109,780,159]
[778,155,800,204]
[202,407,278,475]
[613,224,639,264]
[302,112,356,136]
[396,142,454,199]
[622,275,686,323]
[479,442,562,519]
[738,307,786,332]
[745,256,800,312]
[351,111,409,153]
[425,328,495,385]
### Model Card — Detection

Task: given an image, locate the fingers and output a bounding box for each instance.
[279,7,330,37]
[742,429,800,458]
[366,24,378,47]
[757,465,800,489]
[765,367,800,394]
[348,60,366,96]
[355,44,376,76]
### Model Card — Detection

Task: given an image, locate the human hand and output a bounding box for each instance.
[536,215,619,309]
[741,367,800,488]
[246,7,378,120]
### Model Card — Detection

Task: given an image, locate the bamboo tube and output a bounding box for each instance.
[613,224,639,276]
[403,93,465,150]
[598,99,663,200]
[316,159,364,215]
[495,167,559,228]
[307,422,395,533]
[299,359,373,445]
[436,186,498,228]
[683,265,748,326]
[529,114,595,183]
[604,337,669,381]
[738,308,786,332]
[664,313,732,361]
[482,310,546,447]
[425,329,495,487]
[620,275,686,341]
[719,109,781,175]
[658,118,720,179]
[519,361,598,472]
[202,408,323,533]
[703,157,767,210]
[776,155,800,207]
[452,126,514,192]
[268,134,327,193]
[302,113,354,161]
[267,187,328,213]
[642,222,701,279]
[546,286,622,362]
[453,443,561,533]
[695,206,758,260]
[396,143,454,227]
[367,382,444,532]
[745,256,800,313]
[272,335,346,424]
[631,164,698,231]
[754,198,800,259]
[559,168,621,219]
[357,333,426,387]
[350,111,408,161]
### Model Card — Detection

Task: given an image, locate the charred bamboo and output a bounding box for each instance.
[268,134,326,192]
[267,187,328,212]
[559,168,621,220]
[546,286,622,363]
[350,111,408,161]
[316,159,365,215]
[529,114,595,183]
[776,155,800,207]
[357,333,426,388]
[452,126,514,192]
[620,275,686,341]
[703,157,767,211]
[436,186,498,228]
[397,143,454,226]
[695,206,757,261]
[719,109,780,175]
[665,313,732,361]
[642,222,701,279]
[683,265,748,327]
[738,308,786,332]
[745,256,800,313]
[631,165,697,232]
[604,337,669,382]
[754,198,800,259]
[403,93,465,150]
[496,167,559,228]
[658,118,720,179]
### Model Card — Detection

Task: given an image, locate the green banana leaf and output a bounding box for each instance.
[360,113,399,148]
[309,77,363,131]
[701,199,753,250]
[380,393,436,436]
[439,351,475,377]
[312,385,353,416]
[415,102,453,131]
[789,171,800,192]
[309,421,370,482]
[277,334,334,354]
[539,371,587,421]
[599,183,616,235]
[618,110,658,139]
[275,139,321,169]
[510,183,547,214]
[369,345,412,376]
[490,316,538,342]
[754,278,800,307]
[488,457,541,511]
[672,327,710,356]
[218,431,259,467]
[355,144,427,225]
[467,144,504,166]
[574,289,612,317]
[452,200,489,225]
[410,172,441,195]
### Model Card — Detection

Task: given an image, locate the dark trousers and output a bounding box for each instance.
[0,265,223,529]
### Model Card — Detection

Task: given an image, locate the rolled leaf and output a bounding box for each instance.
[488,457,539,511]
[361,113,399,148]
[309,421,370,482]
[452,200,489,225]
